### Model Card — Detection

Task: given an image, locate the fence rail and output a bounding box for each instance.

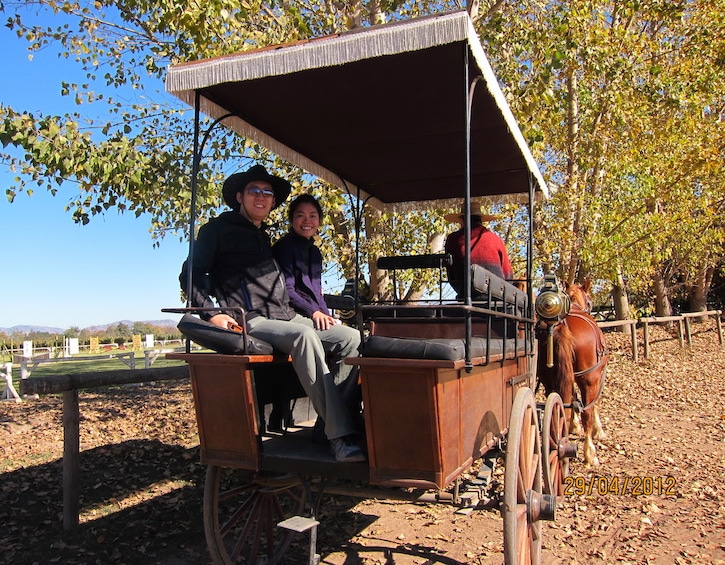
[596,319,639,360]
[19,352,137,378]
[638,310,723,358]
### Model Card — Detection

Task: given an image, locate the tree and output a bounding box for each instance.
[2,0,469,301]
[132,321,155,335]
[3,0,723,312]
[64,326,81,338]
[478,0,725,314]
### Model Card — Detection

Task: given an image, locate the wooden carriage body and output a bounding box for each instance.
[354,352,529,489]
[169,346,531,491]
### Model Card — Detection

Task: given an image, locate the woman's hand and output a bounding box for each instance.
[209,313,242,331]
[311,310,337,331]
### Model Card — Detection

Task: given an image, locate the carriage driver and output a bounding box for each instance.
[444,202,513,297]
[179,165,365,463]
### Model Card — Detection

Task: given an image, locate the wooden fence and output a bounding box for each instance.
[19,366,189,531]
[597,309,723,360]
[638,310,723,358]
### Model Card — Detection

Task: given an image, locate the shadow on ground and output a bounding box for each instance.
[0,439,404,565]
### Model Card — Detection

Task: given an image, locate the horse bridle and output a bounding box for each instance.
[534,273,572,367]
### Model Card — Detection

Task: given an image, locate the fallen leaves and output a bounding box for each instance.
[1,322,724,564]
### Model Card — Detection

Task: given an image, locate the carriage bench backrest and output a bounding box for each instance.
[470,264,528,316]
[377,253,452,303]
[362,334,521,364]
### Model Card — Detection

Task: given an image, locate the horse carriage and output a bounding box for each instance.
[162,10,608,564]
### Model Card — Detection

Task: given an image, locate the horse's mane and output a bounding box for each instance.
[554,322,575,391]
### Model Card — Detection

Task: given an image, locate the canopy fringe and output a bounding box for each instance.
[167,12,468,93]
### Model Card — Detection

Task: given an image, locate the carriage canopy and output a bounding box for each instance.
[165,10,548,207]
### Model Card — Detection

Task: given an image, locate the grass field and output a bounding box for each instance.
[3,351,187,391]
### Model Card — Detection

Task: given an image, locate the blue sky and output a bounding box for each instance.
[0,19,190,330]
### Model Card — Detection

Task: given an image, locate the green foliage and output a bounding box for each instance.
[480,0,724,310]
[2,0,723,311]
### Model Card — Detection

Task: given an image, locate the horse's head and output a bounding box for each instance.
[564,280,593,313]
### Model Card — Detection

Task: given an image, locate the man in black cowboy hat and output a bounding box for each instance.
[180,164,365,463]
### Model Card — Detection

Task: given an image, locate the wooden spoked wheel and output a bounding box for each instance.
[542,393,570,500]
[203,467,307,565]
[503,387,543,565]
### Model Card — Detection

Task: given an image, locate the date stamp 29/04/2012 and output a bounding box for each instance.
[563,475,677,497]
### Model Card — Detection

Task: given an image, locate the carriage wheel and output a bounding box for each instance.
[503,387,545,565]
[542,393,572,500]
[203,466,307,565]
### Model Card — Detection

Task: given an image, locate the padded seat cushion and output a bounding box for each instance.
[363,335,512,361]
[177,314,274,355]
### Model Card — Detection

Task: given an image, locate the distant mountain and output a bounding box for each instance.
[83,319,179,333]
[0,325,65,334]
[0,319,178,335]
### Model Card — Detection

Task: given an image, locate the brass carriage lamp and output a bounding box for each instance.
[535,272,572,367]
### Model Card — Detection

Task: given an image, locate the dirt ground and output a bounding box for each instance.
[1,320,724,565]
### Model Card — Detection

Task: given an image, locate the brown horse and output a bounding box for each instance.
[536,280,609,466]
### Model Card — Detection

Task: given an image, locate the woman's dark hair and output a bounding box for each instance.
[288,194,323,222]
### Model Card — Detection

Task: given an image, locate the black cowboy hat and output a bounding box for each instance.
[222,165,292,210]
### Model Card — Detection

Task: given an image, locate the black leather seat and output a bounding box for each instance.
[363,334,516,361]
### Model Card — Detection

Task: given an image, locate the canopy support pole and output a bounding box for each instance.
[463,46,473,370]
[527,173,536,355]
[183,93,234,352]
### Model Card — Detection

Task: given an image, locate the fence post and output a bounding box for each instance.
[63,389,80,531]
[2,363,21,402]
[677,320,684,348]
[717,311,723,345]
[684,317,692,345]
[629,322,638,362]
[643,321,650,358]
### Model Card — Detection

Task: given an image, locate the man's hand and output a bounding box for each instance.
[209,314,242,331]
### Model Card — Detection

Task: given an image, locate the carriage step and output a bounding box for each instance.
[278,515,319,532]
[278,516,321,565]
[457,451,499,513]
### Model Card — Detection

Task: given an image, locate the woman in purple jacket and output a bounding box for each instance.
[273,194,361,372]
[273,194,362,439]
[273,194,342,330]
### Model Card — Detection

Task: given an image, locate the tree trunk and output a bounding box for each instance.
[364,208,392,302]
[611,269,630,332]
[565,66,580,284]
[367,0,385,25]
[401,232,447,302]
[328,202,356,279]
[689,265,712,321]
[652,271,672,317]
